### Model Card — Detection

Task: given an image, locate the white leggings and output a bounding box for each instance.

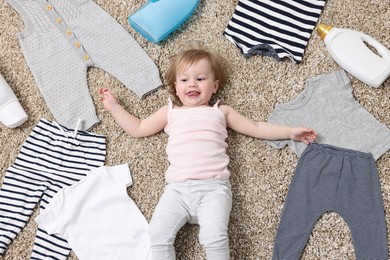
[149,179,232,260]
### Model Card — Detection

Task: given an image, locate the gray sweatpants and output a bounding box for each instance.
[273,143,388,260]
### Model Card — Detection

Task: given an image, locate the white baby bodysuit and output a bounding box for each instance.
[35,164,150,260]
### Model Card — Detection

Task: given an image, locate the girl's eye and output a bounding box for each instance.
[181,79,188,82]
[197,78,205,81]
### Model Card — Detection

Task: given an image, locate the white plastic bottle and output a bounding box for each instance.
[317,23,390,88]
[0,73,28,128]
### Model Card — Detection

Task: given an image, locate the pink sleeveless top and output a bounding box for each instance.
[164,99,230,182]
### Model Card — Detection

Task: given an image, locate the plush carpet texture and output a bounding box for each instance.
[0,0,389,259]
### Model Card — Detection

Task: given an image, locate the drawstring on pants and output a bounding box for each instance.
[53,118,83,139]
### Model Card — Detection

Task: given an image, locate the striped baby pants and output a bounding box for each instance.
[0,118,106,259]
[272,143,388,260]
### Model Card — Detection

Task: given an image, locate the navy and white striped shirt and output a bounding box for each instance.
[224,0,326,63]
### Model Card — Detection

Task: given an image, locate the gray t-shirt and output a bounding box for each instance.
[266,70,390,160]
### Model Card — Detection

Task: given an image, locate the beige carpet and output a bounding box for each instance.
[0,0,389,259]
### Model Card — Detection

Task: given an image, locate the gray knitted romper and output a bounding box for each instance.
[6,0,162,130]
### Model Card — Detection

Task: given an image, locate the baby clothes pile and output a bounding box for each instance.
[0,0,389,259]
[266,70,390,259]
[0,0,161,258]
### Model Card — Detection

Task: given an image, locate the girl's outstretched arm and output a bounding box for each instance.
[220,104,317,144]
[99,88,168,138]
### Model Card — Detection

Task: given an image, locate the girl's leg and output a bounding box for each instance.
[149,185,190,260]
[197,181,232,260]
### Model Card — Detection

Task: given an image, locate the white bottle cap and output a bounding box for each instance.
[0,99,28,128]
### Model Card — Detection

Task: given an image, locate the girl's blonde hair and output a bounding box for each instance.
[164,45,228,102]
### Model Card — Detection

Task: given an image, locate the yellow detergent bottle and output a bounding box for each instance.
[317,23,390,88]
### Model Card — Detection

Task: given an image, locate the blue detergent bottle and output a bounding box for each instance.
[128,0,200,43]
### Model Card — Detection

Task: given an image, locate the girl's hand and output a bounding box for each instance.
[99,88,120,111]
[290,127,317,144]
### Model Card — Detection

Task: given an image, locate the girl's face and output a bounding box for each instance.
[175,58,219,107]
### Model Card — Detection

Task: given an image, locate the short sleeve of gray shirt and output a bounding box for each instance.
[265,70,390,160]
